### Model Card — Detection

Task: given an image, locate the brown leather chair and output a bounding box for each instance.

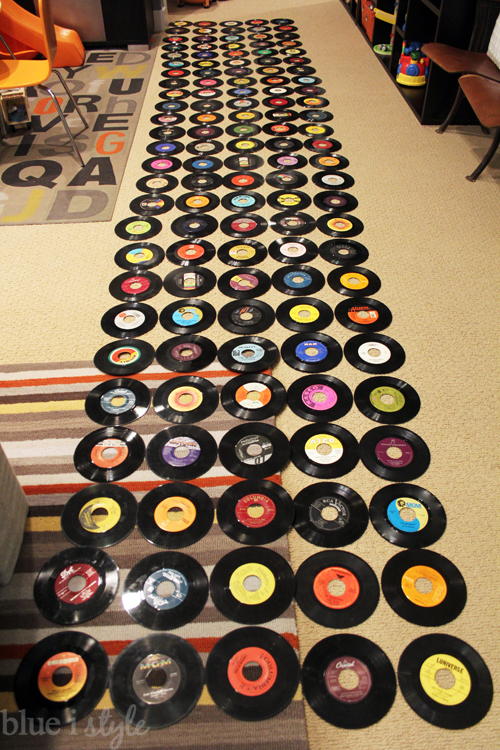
[458,73,500,180]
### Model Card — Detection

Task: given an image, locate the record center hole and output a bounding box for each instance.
[52,666,73,687]
[67,575,87,592]
[111,396,127,407]
[292,276,304,284]
[180,348,194,357]
[434,669,456,690]
[235,249,249,258]
[242,662,263,681]
[386,446,402,459]
[367,348,381,358]
[337,249,349,256]
[118,352,132,361]
[338,668,359,691]
[156,580,176,598]
[130,282,142,290]
[357,310,369,319]
[91,507,109,519]
[240,312,254,321]
[243,575,261,592]
[182,312,194,321]
[321,506,338,521]
[414,576,433,595]
[241,348,255,358]
[101,447,118,460]
[166,506,184,521]
[123,315,137,325]
[312,392,327,404]
[173,446,190,459]
[327,578,346,597]
[247,503,265,518]
[246,390,261,402]
[399,507,416,522]
[246,443,263,457]
[178,392,195,405]
[146,668,167,688]
[380,393,395,405]
[298,310,312,320]
[185,249,197,255]
[304,346,318,357]
[238,221,251,229]
[134,252,145,260]
[316,443,332,456]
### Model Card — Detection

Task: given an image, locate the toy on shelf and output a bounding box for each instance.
[397,41,429,86]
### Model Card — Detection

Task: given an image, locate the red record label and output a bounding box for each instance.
[232,175,255,186]
[121,276,151,294]
[176,243,205,260]
[235,493,277,528]
[313,566,360,609]
[54,563,99,604]
[231,218,257,232]
[227,646,278,696]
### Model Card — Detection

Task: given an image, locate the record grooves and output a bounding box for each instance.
[219,422,290,479]
[61,483,137,548]
[281,331,342,372]
[217,335,280,372]
[221,372,286,420]
[217,479,294,545]
[85,377,150,426]
[293,482,368,547]
[287,374,353,422]
[369,483,446,548]
[153,375,219,424]
[156,334,217,372]
[137,482,214,548]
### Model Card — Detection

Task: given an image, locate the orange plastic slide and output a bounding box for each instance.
[0,0,85,66]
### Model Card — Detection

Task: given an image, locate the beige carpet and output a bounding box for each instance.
[0,1,499,748]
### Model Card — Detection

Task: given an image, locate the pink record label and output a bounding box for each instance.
[301,384,337,411]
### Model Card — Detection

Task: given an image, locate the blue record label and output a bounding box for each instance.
[283,270,313,289]
[387,498,428,533]
[144,568,188,610]
[295,340,328,363]
[162,435,201,466]
[100,388,137,415]
[231,194,256,208]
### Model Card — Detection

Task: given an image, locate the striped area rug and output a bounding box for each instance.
[0,360,309,750]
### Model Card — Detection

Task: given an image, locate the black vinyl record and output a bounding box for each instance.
[190,90,223,104]
[269,210,316,235]
[355,376,421,424]
[272,264,324,296]
[221,191,266,213]
[398,634,493,729]
[290,422,359,478]
[312,169,355,190]
[189,111,224,125]
[183,156,223,172]
[317,212,364,238]
[281,331,342,372]
[267,152,307,169]
[319,238,368,266]
[221,372,286,421]
[101,302,158,339]
[74,427,145,483]
[114,215,162,242]
[266,136,302,152]
[137,482,214,548]
[344,333,405,374]
[34,547,119,625]
[293,482,368,547]
[210,546,294,624]
[153,375,219,424]
[223,171,265,190]
[287,374,353,422]
[186,138,224,157]
[146,139,185,156]
[302,634,396,729]
[226,137,265,154]
[170,213,218,239]
[109,271,163,303]
[110,634,203,729]
[218,335,280,372]
[262,96,295,109]
[266,169,308,189]
[114,242,164,272]
[269,236,318,263]
[149,124,186,141]
[85,377,150,426]
[187,124,224,140]
[181,170,223,191]
[217,480,294,545]
[122,551,208,630]
[206,627,300,721]
[136,173,178,194]
[359,425,431,481]
[218,238,267,267]
[14,632,109,726]
[218,268,271,299]
[262,121,298,136]
[220,212,268,238]
[227,97,259,110]
[163,267,216,298]
[297,117,331,133]
[224,153,265,170]
[94,338,155,376]
[335,296,392,332]
[328,266,380,297]
[295,550,379,628]
[146,424,217,480]
[142,155,182,173]
[191,100,224,114]
[304,136,340,153]
[265,109,300,123]
[267,189,311,212]
[156,334,217,372]
[160,299,216,334]
[166,238,216,266]
[218,299,275,335]
[369,483,446,548]
[225,122,261,137]
[219,423,290,480]
[175,190,220,213]
[314,190,357,214]
[310,153,348,171]
[61,483,137,548]
[276,296,333,332]
[299,107,333,121]
[382,548,467,626]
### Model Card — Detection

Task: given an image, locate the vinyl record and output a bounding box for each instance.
[114,215,162,242]
[287,64,316,76]
[149,125,186,141]
[398,634,493,729]
[218,299,275,335]
[94,339,155,376]
[225,122,262,137]
[281,331,343,372]
[227,97,259,110]
[146,424,217,480]
[271,264,324,295]
[160,299,216,334]
[256,65,286,75]
[287,374,353,422]
[228,110,263,125]
[355,376,421,424]
[219,423,290,479]
[181,170,223,191]
[146,139,185,156]
[220,212,268,238]
[312,170,354,189]
[101,302,158,339]
[369,483,446,548]
[136,173,179,194]
[218,336,280,373]
[297,111,331,126]
[267,152,307,169]
[218,268,271,299]
[183,156,223,172]
[299,107,333,121]
[218,238,268,267]
[227,77,258,88]
[217,480,294,545]
[189,110,225,125]
[290,422,359,478]
[313,191,357,214]
[166,239,216,267]
[191,90,223,104]
[269,236,318,263]
[153,375,219,424]
[294,482,368,547]
[302,634,396,729]
[344,333,405,373]
[221,372,286,421]
[122,551,208,630]
[156,334,217,372]
[85,377,150,426]
[163,267,217,298]
[328,266,380,297]
[267,190,311,213]
[221,191,266,212]
[295,550,379,627]
[319,238,368,266]
[170,213,218,239]
[34,547,119,625]
[114,242,164,271]
[175,191,220,213]
[74,427,145,482]
[227,137,265,154]
[262,96,295,109]
[265,171,308,191]
[206,627,300,721]
[61,483,137,548]
[335,296,392,332]
[224,153,265,170]
[304,137,340,154]
[142,155,182,173]
[276,296,334,332]
[14,632,109,726]
[109,271,163,303]
[269,211,316,235]
[137,482,214,548]
[317,213,364,238]
[359,425,431,481]
[187,124,224,139]
[382,548,466,626]
[186,139,224,157]
[265,136,302,152]
[210,546,294,624]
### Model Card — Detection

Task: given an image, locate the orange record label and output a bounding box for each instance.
[154,496,197,532]
[90,438,128,468]
[227,647,278,696]
[313,566,360,609]
[327,217,353,232]
[38,652,87,702]
[401,565,447,607]
[318,156,340,167]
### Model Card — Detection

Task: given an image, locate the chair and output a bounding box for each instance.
[458,73,500,180]
[0,0,88,166]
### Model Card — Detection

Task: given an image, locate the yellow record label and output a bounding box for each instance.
[340,271,369,290]
[235,140,255,149]
[236,112,254,120]
[305,125,326,134]
[289,304,320,323]
[126,248,153,263]
[154,496,197,532]
[327,217,353,232]
[229,563,275,605]
[167,386,203,412]
[277,193,301,207]
[79,497,122,533]
[401,565,447,607]
[420,654,471,706]
[38,652,87,702]
[304,434,343,464]
[229,245,255,260]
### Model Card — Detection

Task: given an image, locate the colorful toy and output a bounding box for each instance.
[397,41,429,86]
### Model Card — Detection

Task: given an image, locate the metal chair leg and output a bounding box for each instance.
[52,68,89,129]
[38,84,85,166]
[466,126,500,181]
[436,88,465,134]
